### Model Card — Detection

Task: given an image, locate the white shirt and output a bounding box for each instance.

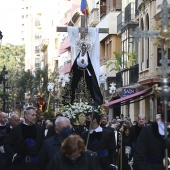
[90,125,103,134]
[158,120,170,135]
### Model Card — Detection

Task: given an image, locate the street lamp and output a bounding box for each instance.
[99,73,108,90]
[0,66,9,112]
[58,73,70,87]
[109,82,116,94]
[47,82,54,111]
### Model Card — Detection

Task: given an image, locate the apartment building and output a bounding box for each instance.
[105,0,170,122]
[21,0,71,73]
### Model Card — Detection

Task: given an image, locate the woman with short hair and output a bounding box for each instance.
[46,134,101,170]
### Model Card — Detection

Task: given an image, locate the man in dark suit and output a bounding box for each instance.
[134,110,170,170]
[4,106,45,170]
[130,114,146,150]
[81,112,117,170]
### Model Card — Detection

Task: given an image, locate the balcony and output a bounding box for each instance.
[116,64,139,87]
[96,11,120,41]
[35,46,40,53]
[116,72,122,88]
[35,63,40,68]
[88,8,100,27]
[157,48,170,66]
[135,0,139,16]
[100,59,117,78]
[115,0,122,10]
[117,11,124,33]
[125,2,135,24]
[58,62,72,74]
[129,64,139,84]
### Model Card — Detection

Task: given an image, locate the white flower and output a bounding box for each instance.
[62,102,104,120]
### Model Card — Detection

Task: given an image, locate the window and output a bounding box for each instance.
[35,58,40,68]
[157,48,170,66]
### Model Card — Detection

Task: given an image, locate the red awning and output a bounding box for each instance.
[59,38,70,55]
[104,87,153,107]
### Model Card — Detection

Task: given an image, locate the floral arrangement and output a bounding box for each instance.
[62,102,105,121]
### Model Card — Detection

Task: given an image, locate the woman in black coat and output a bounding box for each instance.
[46,134,101,170]
[118,125,133,170]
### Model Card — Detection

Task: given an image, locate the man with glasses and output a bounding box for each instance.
[38,116,72,170]
[4,106,45,170]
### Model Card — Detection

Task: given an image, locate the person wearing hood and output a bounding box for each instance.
[134,108,170,170]
[38,116,73,170]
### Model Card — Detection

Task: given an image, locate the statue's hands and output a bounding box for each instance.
[81,59,85,64]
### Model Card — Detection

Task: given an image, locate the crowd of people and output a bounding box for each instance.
[0,106,167,170]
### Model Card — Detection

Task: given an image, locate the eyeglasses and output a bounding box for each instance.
[24,106,37,111]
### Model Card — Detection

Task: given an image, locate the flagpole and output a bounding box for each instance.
[84,3,87,35]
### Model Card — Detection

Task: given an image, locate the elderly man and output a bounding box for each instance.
[134,109,170,170]
[6,113,21,133]
[130,114,146,147]
[5,106,45,170]
[38,116,72,170]
[0,112,8,170]
[0,112,8,131]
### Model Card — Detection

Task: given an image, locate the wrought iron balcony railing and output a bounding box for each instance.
[125,2,135,24]
[129,64,139,84]
[135,0,139,16]
[116,64,139,87]
[117,11,124,33]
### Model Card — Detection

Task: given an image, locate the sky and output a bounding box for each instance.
[0,0,21,45]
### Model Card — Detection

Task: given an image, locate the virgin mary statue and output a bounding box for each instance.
[62,27,103,106]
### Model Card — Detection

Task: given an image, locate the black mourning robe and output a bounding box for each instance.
[134,122,170,170]
[62,51,103,105]
[81,128,116,170]
[4,123,45,170]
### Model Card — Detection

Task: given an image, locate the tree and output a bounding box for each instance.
[0,44,25,112]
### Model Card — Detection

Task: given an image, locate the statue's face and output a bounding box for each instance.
[78,113,86,126]
[81,44,87,54]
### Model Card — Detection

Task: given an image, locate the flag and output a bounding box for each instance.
[81,0,90,16]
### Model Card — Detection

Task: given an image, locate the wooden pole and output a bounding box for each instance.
[119,129,123,170]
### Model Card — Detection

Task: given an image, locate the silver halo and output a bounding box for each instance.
[76,38,93,52]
